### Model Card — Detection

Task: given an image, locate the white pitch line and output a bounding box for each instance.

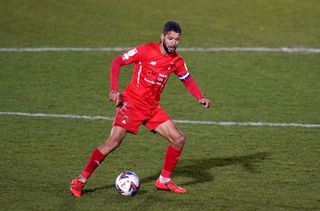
[0,47,320,53]
[1,111,319,128]
[0,111,113,121]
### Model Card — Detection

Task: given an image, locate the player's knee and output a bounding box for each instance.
[173,133,186,149]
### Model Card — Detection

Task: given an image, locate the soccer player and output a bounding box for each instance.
[70,20,210,197]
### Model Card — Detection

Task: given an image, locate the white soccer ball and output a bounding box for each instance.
[115,171,140,196]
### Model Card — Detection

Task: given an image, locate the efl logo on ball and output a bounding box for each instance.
[115,171,140,196]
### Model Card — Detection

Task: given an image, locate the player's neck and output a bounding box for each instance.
[159,42,168,55]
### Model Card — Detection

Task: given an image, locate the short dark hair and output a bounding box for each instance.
[163,21,181,35]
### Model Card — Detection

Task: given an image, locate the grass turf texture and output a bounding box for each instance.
[1,0,319,48]
[1,0,320,210]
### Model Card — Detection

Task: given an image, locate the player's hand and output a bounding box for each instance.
[109,90,123,107]
[198,97,211,108]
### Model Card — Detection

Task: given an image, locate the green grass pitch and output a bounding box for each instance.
[1,0,320,210]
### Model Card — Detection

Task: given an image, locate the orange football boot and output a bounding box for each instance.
[70,177,85,197]
[155,179,187,193]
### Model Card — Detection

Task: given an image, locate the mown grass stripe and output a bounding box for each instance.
[0,47,320,53]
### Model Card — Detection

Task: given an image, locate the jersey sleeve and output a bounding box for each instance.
[174,57,204,100]
[120,45,145,65]
[110,45,146,91]
[174,57,191,82]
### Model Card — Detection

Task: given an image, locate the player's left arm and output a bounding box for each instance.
[181,75,211,108]
[175,59,211,108]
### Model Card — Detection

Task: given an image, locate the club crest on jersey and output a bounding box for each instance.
[168,62,175,70]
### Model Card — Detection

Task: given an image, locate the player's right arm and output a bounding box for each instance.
[109,55,124,107]
[109,47,142,106]
[110,56,124,93]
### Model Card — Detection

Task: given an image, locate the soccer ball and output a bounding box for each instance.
[115,171,140,196]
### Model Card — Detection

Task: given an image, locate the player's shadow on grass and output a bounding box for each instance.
[140,151,269,186]
[84,151,269,195]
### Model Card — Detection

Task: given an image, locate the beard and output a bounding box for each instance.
[162,40,177,54]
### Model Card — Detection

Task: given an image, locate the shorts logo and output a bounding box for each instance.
[149,61,157,65]
[121,116,128,125]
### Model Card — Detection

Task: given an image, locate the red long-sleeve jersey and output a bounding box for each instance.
[110,42,204,110]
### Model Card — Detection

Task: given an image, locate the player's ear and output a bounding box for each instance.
[160,33,164,41]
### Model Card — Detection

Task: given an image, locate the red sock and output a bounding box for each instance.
[160,145,182,178]
[80,148,106,179]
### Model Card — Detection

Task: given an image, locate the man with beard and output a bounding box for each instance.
[70,20,211,197]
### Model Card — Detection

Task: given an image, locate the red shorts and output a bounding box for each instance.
[112,98,170,134]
